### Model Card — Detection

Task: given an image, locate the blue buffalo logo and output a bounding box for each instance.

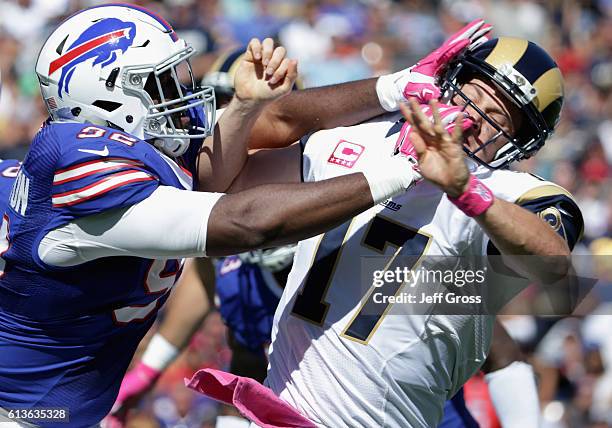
[48,18,136,98]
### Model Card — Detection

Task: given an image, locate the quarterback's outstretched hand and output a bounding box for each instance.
[234,38,298,104]
[400,99,474,198]
[377,19,492,111]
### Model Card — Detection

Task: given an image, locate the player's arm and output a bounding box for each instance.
[206,173,387,255]
[227,144,302,192]
[474,198,576,280]
[248,78,381,150]
[248,19,492,150]
[197,39,297,192]
[39,153,418,264]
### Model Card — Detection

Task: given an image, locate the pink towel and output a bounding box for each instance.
[185,368,316,428]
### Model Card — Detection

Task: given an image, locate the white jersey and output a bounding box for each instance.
[265,113,577,428]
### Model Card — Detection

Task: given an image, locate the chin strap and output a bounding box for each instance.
[152,136,189,157]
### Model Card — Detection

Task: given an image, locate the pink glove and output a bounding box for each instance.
[107,361,160,425]
[377,19,492,110]
[394,103,475,172]
[403,19,493,102]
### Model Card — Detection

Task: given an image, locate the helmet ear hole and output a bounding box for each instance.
[516,121,535,146]
[92,100,122,112]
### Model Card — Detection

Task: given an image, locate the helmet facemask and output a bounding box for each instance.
[440,55,551,169]
[122,45,215,157]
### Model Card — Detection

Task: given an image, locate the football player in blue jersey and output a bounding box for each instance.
[0,4,433,427]
[112,250,292,428]
[0,8,536,426]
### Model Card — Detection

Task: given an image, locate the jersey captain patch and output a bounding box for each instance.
[327,140,365,168]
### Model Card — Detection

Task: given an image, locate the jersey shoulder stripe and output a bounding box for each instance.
[51,169,156,207]
[53,157,144,185]
[515,182,576,205]
[485,173,583,251]
[16,122,160,223]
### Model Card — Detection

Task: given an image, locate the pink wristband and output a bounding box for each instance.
[448,175,494,217]
[114,361,160,405]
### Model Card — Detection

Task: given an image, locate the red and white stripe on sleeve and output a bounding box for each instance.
[52,158,156,208]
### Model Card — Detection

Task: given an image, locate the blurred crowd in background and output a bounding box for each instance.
[1,0,611,427]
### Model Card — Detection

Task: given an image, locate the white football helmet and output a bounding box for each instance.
[35,4,215,157]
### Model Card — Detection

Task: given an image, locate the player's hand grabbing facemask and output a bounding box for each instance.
[393,102,475,183]
[376,19,492,111]
[400,99,495,216]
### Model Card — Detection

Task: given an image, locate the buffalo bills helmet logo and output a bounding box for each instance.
[48,18,136,98]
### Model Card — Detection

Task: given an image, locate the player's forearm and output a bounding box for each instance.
[249,78,383,149]
[249,19,494,150]
[535,361,559,404]
[158,258,212,349]
[206,174,375,255]
[482,320,524,373]
[207,151,419,255]
[476,198,571,282]
[197,98,267,192]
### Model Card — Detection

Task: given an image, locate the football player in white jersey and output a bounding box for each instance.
[108,21,497,427]
[190,37,583,428]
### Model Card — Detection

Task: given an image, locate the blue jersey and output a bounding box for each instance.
[439,388,479,428]
[0,159,20,205]
[0,122,199,427]
[215,256,282,353]
[0,159,21,276]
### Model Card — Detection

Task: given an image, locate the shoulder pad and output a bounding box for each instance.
[517,189,584,250]
[43,123,160,216]
[49,123,152,170]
